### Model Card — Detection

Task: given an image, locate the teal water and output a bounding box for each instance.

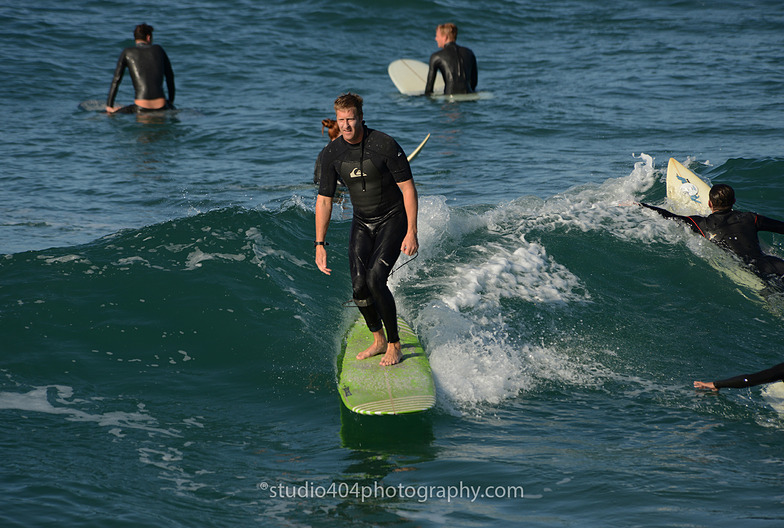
[3,1,784,526]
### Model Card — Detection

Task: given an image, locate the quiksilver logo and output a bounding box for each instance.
[350,168,365,178]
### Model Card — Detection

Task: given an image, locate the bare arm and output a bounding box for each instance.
[397,179,419,256]
[315,194,333,275]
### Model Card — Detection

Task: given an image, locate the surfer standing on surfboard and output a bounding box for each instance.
[425,23,478,96]
[314,93,419,367]
[637,184,784,280]
[106,24,175,114]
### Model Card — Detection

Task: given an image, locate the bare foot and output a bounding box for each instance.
[379,342,402,366]
[356,333,387,360]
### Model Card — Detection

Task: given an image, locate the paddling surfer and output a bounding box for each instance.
[425,23,478,96]
[106,24,175,114]
[314,93,419,366]
[635,184,784,281]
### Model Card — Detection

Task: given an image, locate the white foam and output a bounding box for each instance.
[0,385,178,436]
[415,302,604,413]
[509,153,660,243]
[761,382,784,414]
[397,158,670,410]
[246,228,309,269]
[184,247,246,270]
[38,254,91,265]
[442,236,589,311]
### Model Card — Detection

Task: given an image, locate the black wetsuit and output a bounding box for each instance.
[714,362,784,389]
[318,127,412,343]
[641,204,784,278]
[107,42,175,112]
[425,41,478,95]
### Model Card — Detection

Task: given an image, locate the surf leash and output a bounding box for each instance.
[341,252,419,308]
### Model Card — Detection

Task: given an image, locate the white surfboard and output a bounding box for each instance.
[388,59,444,96]
[666,158,711,216]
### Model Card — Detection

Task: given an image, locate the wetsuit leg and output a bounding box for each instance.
[349,212,407,343]
[754,256,784,277]
[350,220,383,334]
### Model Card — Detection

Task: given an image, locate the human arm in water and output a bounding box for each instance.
[694,361,784,390]
[638,203,707,237]
[755,214,784,236]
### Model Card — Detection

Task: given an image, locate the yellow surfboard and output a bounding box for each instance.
[407,133,430,162]
[665,158,711,216]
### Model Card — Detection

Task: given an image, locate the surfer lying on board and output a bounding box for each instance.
[425,23,478,96]
[106,24,176,114]
[315,93,419,366]
[694,361,784,391]
[636,184,784,280]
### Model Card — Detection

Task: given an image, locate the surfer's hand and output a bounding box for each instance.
[617,201,639,207]
[693,381,717,391]
[315,246,331,275]
[401,232,418,257]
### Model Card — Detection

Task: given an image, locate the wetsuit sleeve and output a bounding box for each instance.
[469,50,478,91]
[640,203,706,236]
[713,362,784,389]
[313,152,321,185]
[107,51,128,107]
[385,139,413,183]
[755,214,784,235]
[162,49,175,103]
[425,53,440,95]
[317,147,338,197]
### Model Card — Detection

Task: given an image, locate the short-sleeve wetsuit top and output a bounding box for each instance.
[317,127,412,223]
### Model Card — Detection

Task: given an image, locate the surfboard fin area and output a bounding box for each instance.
[338,316,435,415]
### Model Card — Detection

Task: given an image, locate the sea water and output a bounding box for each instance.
[3,1,784,526]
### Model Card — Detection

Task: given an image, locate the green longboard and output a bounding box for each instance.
[338,316,435,415]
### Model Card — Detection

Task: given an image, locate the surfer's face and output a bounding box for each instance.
[336,108,363,144]
[435,29,448,48]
